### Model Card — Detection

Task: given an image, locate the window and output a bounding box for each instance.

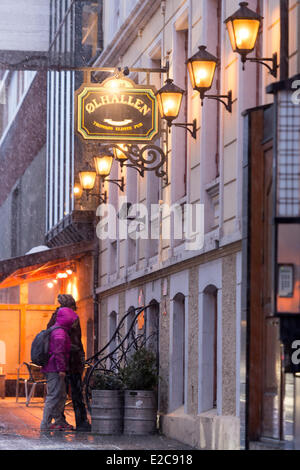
[202,286,218,410]
[147,52,161,258]
[145,301,159,365]
[107,160,119,275]
[171,293,186,410]
[109,311,118,370]
[126,167,138,268]
[81,2,102,60]
[0,71,36,142]
[11,185,20,257]
[126,307,136,358]
[172,24,189,202]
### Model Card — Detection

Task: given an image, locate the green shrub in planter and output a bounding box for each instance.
[120,348,158,391]
[120,348,159,435]
[90,370,124,390]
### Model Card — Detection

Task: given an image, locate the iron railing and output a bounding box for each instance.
[83,304,157,409]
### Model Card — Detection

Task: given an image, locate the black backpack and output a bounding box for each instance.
[31,326,67,366]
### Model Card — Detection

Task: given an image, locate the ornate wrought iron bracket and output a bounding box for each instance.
[103,176,125,192]
[172,119,197,139]
[103,143,167,179]
[87,190,107,204]
[247,52,278,78]
[203,90,233,113]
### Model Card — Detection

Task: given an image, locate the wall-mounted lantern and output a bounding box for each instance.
[78,165,97,191]
[187,46,217,98]
[187,46,233,112]
[111,143,146,177]
[156,79,197,139]
[94,151,125,192]
[94,153,114,177]
[73,182,83,198]
[76,151,125,204]
[113,144,129,163]
[224,2,278,77]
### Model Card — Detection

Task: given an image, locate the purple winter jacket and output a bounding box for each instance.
[42,307,78,374]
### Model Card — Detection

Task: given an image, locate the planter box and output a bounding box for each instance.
[91,389,124,435]
[124,390,157,435]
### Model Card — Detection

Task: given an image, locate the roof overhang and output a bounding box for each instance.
[0,241,94,288]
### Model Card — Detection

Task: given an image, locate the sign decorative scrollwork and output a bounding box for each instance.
[103,143,167,178]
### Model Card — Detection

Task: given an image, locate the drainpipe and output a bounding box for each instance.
[278,0,289,442]
[215,0,221,178]
[93,228,99,356]
[280,0,289,81]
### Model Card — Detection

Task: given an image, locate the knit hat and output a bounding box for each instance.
[57,294,77,310]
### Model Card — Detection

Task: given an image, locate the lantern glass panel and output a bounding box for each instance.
[157,92,183,119]
[94,155,113,176]
[79,171,96,190]
[229,19,260,52]
[73,183,83,198]
[188,60,216,90]
[113,144,128,161]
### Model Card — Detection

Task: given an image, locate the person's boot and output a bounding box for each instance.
[76,421,91,432]
[73,402,90,431]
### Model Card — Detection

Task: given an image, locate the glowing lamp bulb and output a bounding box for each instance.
[197,69,208,79]
[82,175,93,186]
[108,80,119,89]
[164,99,176,114]
[57,272,68,279]
[236,27,250,47]
[73,184,83,198]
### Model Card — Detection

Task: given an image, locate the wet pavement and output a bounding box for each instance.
[0,398,194,451]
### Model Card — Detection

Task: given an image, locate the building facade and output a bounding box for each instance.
[90,0,299,449]
[0,0,299,450]
[0,69,47,260]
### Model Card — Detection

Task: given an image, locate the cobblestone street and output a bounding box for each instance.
[0,398,194,451]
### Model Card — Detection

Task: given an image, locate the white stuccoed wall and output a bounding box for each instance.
[0,0,50,52]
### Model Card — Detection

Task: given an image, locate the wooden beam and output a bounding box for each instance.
[0,304,57,310]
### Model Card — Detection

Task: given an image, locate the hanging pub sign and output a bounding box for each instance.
[75,76,160,143]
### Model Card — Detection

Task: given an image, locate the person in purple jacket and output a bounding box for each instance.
[40,306,78,431]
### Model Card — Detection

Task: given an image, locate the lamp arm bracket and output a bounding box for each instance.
[205,90,233,113]
[103,176,125,192]
[247,53,278,78]
[173,119,197,139]
[120,162,145,177]
[0,57,170,74]
[88,191,107,204]
[122,62,169,76]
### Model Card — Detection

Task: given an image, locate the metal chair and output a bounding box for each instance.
[16,362,47,406]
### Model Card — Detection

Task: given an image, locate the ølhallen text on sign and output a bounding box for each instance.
[75,76,160,143]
